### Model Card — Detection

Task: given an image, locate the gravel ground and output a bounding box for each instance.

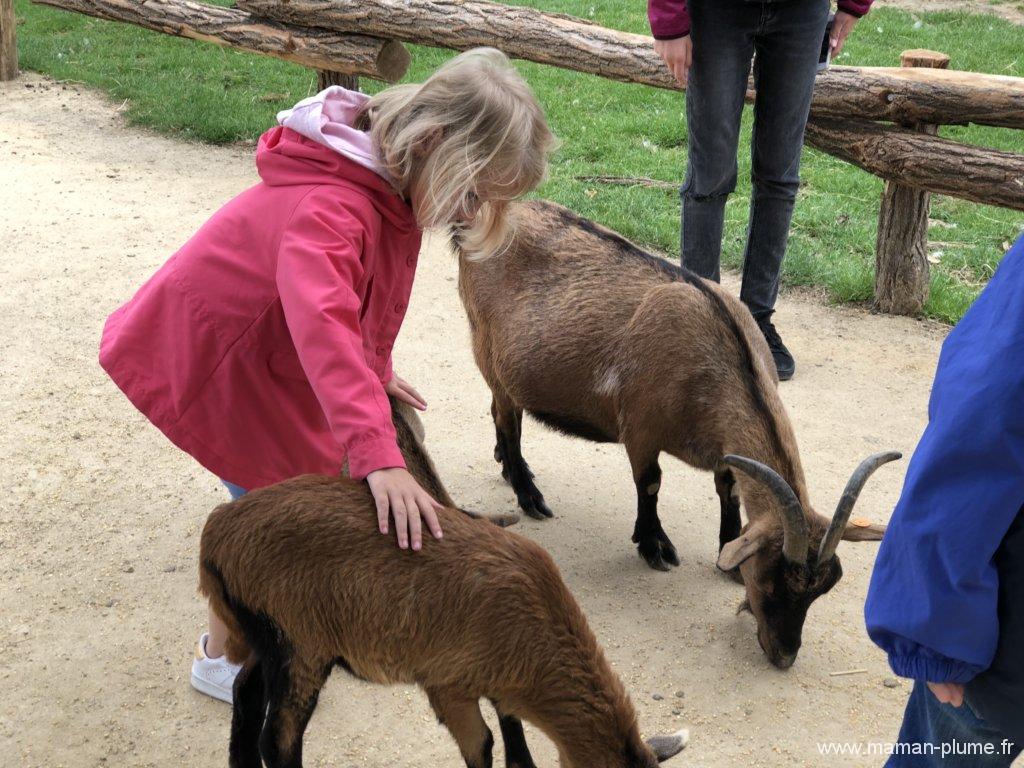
[2,74,987,768]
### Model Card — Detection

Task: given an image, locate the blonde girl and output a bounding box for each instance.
[99,48,556,702]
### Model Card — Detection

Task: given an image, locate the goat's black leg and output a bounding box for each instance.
[229,656,266,768]
[491,394,552,519]
[258,656,329,768]
[491,702,538,768]
[492,402,533,479]
[714,468,744,584]
[427,688,494,768]
[627,453,679,571]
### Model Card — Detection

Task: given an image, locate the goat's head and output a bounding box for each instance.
[716,452,901,669]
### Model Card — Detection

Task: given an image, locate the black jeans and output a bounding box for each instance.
[681,0,829,320]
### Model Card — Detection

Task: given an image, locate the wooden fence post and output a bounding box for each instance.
[317,71,359,92]
[873,49,950,316]
[1,0,19,80]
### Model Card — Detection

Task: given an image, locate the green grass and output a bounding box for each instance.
[12,0,1024,322]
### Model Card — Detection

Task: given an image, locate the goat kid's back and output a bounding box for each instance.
[200,476,590,689]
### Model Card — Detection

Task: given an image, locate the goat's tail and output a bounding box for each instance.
[198,559,250,665]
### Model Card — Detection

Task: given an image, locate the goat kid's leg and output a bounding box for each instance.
[428,688,494,768]
[714,468,745,584]
[627,451,679,571]
[491,393,551,519]
[258,655,329,768]
[490,702,538,768]
[229,656,266,768]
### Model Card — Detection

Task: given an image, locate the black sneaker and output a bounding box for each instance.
[755,316,795,381]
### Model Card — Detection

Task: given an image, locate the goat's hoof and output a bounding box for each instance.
[660,539,680,567]
[637,537,679,571]
[519,492,554,519]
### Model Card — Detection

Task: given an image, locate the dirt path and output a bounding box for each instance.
[1,74,966,767]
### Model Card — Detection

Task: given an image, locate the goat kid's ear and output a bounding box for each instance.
[647,729,689,763]
[841,519,887,542]
[717,532,765,572]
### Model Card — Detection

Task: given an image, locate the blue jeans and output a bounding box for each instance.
[222,480,247,500]
[682,0,829,319]
[886,681,1021,767]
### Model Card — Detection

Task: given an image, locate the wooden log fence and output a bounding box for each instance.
[236,0,1024,131]
[872,50,950,316]
[30,0,409,81]
[13,0,1024,315]
[1,0,17,80]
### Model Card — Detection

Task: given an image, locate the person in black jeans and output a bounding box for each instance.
[650,0,870,380]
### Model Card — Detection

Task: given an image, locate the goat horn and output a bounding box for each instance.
[722,455,809,565]
[818,451,903,564]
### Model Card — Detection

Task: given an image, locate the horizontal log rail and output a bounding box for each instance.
[32,0,411,82]
[236,0,1024,130]
[805,118,1024,212]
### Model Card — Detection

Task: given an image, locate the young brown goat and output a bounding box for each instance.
[200,478,687,768]
[456,199,900,668]
[200,400,686,768]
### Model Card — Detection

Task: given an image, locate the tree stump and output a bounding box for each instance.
[873,49,950,316]
[317,71,358,92]
[1,0,18,81]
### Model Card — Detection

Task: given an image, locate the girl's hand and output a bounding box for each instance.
[366,467,444,550]
[385,374,427,411]
[654,36,692,88]
[927,682,965,707]
[830,12,859,58]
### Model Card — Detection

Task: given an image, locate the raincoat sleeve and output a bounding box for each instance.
[276,189,406,480]
[864,233,1024,683]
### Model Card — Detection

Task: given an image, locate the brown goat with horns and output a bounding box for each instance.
[456,200,901,668]
[200,398,688,768]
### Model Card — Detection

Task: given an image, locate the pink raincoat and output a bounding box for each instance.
[99,88,422,489]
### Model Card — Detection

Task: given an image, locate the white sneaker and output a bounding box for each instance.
[190,633,240,703]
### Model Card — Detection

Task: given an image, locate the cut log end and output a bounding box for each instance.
[376,38,412,83]
[900,49,950,69]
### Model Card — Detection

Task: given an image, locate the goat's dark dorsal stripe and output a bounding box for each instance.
[550,204,795,483]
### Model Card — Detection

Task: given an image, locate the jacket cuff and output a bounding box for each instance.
[888,654,981,685]
[653,28,689,40]
[347,436,406,481]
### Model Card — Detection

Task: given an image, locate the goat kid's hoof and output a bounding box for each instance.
[490,511,521,527]
[636,538,678,571]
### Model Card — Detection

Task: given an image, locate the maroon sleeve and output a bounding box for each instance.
[648,0,690,39]
[838,0,873,17]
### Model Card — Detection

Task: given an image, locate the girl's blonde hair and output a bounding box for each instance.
[360,47,557,256]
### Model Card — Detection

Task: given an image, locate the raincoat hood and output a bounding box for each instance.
[255,87,414,230]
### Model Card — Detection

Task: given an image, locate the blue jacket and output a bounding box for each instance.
[864,232,1024,684]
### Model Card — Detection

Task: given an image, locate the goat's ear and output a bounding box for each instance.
[841,519,886,542]
[717,532,765,571]
[647,729,689,763]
